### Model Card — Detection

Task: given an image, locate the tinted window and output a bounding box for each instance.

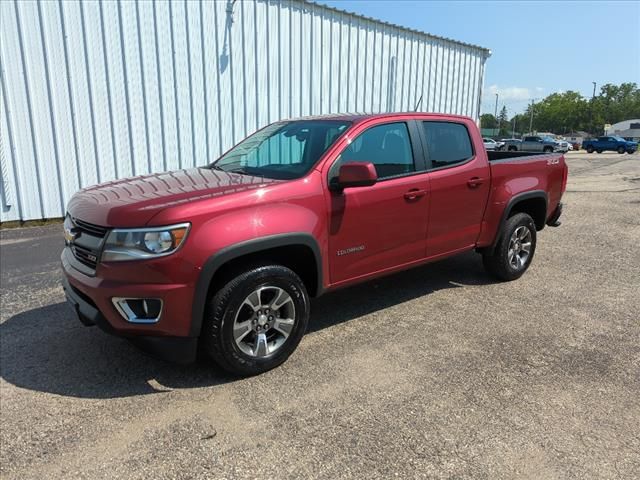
[422,121,473,168]
[334,122,415,179]
[524,136,538,142]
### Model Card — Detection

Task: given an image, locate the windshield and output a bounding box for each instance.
[210,120,351,180]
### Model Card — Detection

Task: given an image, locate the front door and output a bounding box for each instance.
[327,121,430,284]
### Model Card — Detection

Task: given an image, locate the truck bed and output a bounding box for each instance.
[487,150,555,162]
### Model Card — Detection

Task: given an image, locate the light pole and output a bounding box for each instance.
[589,81,596,135]
[529,99,535,134]
[494,93,499,137]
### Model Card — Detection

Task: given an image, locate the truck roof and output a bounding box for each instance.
[281,112,475,124]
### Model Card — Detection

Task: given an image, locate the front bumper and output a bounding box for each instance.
[61,248,199,363]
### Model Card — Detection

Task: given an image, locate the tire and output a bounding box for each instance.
[596,149,603,154]
[482,213,537,281]
[543,146,553,153]
[586,146,594,153]
[202,265,310,376]
[508,146,517,152]
[617,146,625,154]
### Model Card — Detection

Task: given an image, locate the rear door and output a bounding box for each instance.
[326,120,430,284]
[420,120,491,258]
[598,137,612,150]
[522,136,542,152]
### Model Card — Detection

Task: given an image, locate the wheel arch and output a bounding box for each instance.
[190,233,322,337]
[486,190,548,253]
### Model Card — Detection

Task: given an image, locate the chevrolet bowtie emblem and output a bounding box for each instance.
[64,226,79,244]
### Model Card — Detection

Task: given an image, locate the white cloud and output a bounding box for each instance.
[482,85,547,114]
[486,85,538,102]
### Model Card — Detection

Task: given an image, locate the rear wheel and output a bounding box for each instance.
[203,265,310,376]
[482,213,537,281]
[596,149,603,154]
[617,146,626,154]
[586,146,594,153]
[508,145,517,152]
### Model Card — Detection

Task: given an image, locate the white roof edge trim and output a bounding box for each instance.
[304,0,492,57]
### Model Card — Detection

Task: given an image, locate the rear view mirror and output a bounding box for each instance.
[331,162,378,190]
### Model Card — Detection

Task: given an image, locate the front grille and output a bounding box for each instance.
[72,217,108,238]
[72,244,99,270]
[66,215,109,273]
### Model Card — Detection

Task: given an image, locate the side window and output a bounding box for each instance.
[333,122,415,179]
[422,121,474,169]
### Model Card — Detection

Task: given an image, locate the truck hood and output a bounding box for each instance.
[67,168,280,227]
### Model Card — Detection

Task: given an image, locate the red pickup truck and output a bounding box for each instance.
[62,113,567,375]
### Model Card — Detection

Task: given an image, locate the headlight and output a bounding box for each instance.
[102,223,190,262]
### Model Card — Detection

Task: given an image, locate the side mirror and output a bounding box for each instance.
[331,162,378,190]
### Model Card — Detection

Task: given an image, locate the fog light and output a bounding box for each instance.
[112,298,162,323]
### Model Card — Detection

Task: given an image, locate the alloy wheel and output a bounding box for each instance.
[233,286,296,358]
[508,226,532,270]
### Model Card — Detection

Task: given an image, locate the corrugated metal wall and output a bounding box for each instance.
[0,0,490,222]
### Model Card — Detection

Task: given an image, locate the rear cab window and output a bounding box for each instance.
[421,121,474,169]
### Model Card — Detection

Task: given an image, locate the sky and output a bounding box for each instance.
[319,0,640,116]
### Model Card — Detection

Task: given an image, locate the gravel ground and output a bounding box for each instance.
[1,152,639,479]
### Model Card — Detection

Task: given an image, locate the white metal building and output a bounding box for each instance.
[605,119,640,141]
[0,0,490,222]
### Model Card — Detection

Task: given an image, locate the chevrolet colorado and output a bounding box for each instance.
[62,113,567,375]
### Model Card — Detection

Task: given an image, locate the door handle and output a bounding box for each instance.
[403,189,428,201]
[467,177,485,188]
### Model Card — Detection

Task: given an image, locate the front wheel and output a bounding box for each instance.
[482,213,537,281]
[203,265,310,376]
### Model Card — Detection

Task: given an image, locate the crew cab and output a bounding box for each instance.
[504,135,560,153]
[582,136,638,154]
[62,113,567,375]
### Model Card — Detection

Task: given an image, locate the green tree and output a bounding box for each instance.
[497,106,509,136]
[592,82,640,130]
[480,113,497,129]
[518,83,640,135]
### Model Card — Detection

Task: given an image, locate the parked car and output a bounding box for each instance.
[482,138,505,151]
[582,136,638,154]
[62,113,567,375]
[554,139,571,153]
[504,135,560,153]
